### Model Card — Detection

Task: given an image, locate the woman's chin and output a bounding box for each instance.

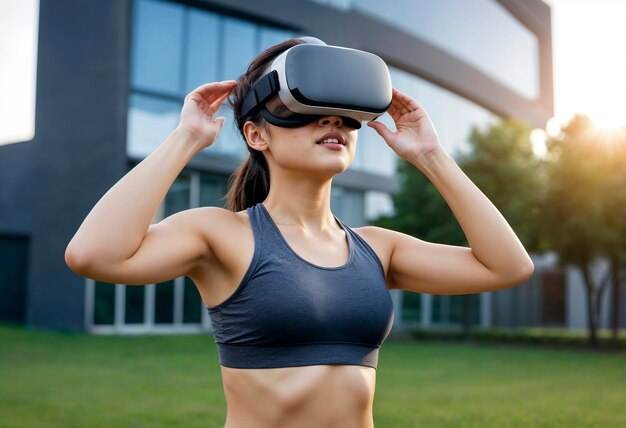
[317,162,351,177]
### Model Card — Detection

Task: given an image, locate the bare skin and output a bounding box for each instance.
[186,206,393,428]
[65,79,533,427]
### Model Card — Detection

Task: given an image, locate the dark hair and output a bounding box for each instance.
[225,38,304,212]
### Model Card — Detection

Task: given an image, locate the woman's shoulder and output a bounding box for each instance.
[352,225,393,243]
[188,205,250,222]
[351,225,395,273]
[184,205,253,245]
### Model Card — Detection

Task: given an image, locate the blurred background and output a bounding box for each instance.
[2,1,626,427]
[0,0,624,347]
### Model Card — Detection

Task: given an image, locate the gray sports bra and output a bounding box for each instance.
[206,202,394,370]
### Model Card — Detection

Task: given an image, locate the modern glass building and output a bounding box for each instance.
[0,0,556,334]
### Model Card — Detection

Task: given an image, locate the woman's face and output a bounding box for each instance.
[253,115,358,178]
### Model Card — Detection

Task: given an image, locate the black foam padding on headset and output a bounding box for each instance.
[241,71,280,119]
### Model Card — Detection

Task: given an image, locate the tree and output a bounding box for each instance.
[374,117,542,339]
[542,114,626,346]
[592,126,626,346]
[456,118,545,254]
[456,118,544,337]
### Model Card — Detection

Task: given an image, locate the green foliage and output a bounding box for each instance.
[542,114,626,266]
[373,117,544,340]
[541,114,626,345]
[374,158,466,246]
[373,117,544,252]
[543,115,606,266]
[456,117,546,253]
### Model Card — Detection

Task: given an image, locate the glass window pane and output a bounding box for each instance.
[352,0,539,99]
[211,17,257,158]
[124,285,145,324]
[131,0,185,95]
[401,292,421,322]
[164,174,191,217]
[258,26,293,53]
[183,277,202,323]
[209,107,248,158]
[199,173,229,208]
[449,295,462,324]
[331,186,365,227]
[93,281,115,325]
[365,191,394,222]
[432,295,445,324]
[431,295,481,325]
[154,279,175,324]
[184,9,220,93]
[358,114,397,176]
[389,66,498,160]
[127,94,181,158]
[222,17,257,80]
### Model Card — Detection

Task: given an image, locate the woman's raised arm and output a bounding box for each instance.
[65,81,237,284]
[367,88,534,294]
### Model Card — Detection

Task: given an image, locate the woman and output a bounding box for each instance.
[65,38,534,427]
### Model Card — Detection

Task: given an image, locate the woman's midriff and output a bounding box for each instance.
[220,364,377,428]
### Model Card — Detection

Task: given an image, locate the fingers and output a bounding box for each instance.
[206,91,231,117]
[387,102,401,122]
[192,80,237,94]
[367,120,396,145]
[188,80,237,105]
[213,116,226,129]
[185,81,236,118]
[391,87,424,114]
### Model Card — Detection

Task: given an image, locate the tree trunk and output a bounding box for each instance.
[580,265,599,347]
[609,257,623,346]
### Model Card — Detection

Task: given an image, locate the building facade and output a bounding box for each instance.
[1,0,568,335]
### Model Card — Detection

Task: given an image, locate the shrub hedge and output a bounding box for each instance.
[410,326,626,349]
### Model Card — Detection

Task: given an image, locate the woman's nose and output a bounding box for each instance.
[318,115,343,127]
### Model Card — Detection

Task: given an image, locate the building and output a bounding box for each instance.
[1,0,569,335]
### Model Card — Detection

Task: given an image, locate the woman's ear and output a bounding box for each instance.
[243,121,269,152]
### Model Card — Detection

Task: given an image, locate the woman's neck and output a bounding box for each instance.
[262,172,337,232]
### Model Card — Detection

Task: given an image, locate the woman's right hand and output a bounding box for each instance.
[175,80,238,149]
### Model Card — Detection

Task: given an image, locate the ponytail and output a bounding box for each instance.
[225,149,270,211]
[224,38,304,212]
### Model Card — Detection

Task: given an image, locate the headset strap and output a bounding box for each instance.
[240,70,280,119]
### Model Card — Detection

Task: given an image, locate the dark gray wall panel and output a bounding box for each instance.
[25,0,132,330]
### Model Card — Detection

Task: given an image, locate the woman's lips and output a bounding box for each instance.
[317,142,344,150]
[316,132,345,150]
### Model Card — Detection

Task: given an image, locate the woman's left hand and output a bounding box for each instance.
[367,88,447,166]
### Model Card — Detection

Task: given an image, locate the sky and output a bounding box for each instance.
[0,0,38,146]
[1,0,625,147]
[543,0,626,132]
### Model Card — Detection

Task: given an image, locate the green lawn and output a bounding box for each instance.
[1,324,624,427]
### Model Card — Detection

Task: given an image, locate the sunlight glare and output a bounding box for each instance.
[550,0,626,130]
[545,117,563,138]
[530,128,548,158]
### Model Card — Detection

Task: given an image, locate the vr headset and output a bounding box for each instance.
[240,37,392,129]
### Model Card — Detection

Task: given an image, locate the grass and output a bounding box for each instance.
[1,324,625,427]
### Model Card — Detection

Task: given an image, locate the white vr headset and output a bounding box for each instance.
[240,37,393,129]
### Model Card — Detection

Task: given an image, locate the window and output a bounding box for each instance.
[309,0,540,99]
[131,0,185,96]
[128,0,296,160]
[331,186,365,227]
[127,94,181,158]
[432,294,481,326]
[87,169,230,332]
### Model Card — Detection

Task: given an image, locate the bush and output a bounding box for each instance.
[410,326,626,349]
